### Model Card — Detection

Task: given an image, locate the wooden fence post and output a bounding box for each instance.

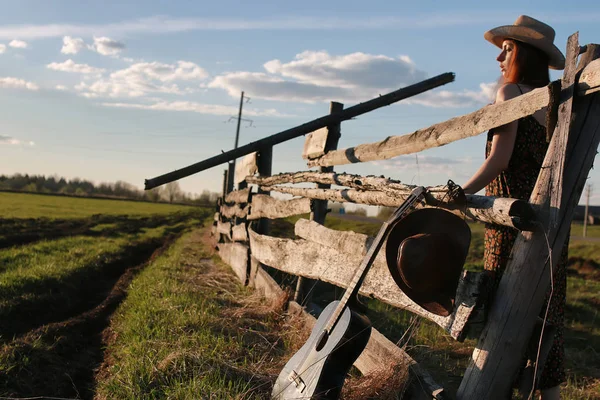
[295,101,344,305]
[256,146,273,235]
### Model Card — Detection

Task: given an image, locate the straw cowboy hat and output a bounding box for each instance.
[385,209,471,317]
[484,15,565,70]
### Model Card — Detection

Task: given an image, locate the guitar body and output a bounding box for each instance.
[272,301,371,399]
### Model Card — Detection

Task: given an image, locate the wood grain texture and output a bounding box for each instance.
[225,188,251,204]
[302,127,329,159]
[220,203,249,219]
[250,223,484,341]
[235,152,258,184]
[231,223,248,242]
[260,184,533,230]
[247,194,311,220]
[217,242,249,284]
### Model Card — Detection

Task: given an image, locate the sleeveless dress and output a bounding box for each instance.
[483,89,567,389]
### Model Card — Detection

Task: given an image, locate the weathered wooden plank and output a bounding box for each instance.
[217,242,249,284]
[308,85,552,167]
[248,194,311,220]
[220,203,249,219]
[457,33,591,399]
[231,223,248,242]
[307,63,600,168]
[216,221,231,240]
[302,127,329,159]
[252,263,285,299]
[213,212,220,222]
[261,184,534,230]
[578,58,600,95]
[225,188,251,204]
[235,152,258,184]
[249,224,484,340]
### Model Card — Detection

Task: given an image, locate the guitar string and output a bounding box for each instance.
[272,182,467,398]
[270,189,429,398]
[270,321,376,399]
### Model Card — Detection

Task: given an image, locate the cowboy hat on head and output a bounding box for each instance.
[484,15,565,70]
[385,208,471,317]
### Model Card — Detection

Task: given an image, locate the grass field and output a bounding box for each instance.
[1,191,598,399]
[0,192,212,398]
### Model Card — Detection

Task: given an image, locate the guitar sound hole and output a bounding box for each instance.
[315,330,328,351]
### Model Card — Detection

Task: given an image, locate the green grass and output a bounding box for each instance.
[0,191,195,219]
[95,229,288,400]
[0,193,212,398]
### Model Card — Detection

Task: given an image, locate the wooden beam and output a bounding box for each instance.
[249,223,485,341]
[225,188,251,204]
[217,242,249,285]
[235,152,258,184]
[577,58,600,95]
[231,223,248,242]
[307,62,600,168]
[259,184,535,230]
[145,73,455,189]
[220,203,249,219]
[302,127,329,159]
[457,34,599,399]
[248,194,311,220]
[216,221,232,240]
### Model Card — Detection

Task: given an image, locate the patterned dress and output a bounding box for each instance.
[483,101,567,389]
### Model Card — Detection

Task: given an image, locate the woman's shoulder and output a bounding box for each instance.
[495,83,523,103]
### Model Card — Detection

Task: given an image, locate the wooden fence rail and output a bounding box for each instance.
[196,40,600,399]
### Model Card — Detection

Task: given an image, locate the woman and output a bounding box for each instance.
[462,16,567,400]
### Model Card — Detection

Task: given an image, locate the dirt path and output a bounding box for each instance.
[0,235,177,399]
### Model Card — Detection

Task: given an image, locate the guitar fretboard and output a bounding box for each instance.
[324,186,426,334]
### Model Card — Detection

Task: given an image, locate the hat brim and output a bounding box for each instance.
[484,25,565,70]
[385,208,471,317]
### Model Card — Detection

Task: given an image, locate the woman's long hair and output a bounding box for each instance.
[504,39,551,88]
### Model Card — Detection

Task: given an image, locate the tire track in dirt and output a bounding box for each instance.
[0,232,182,399]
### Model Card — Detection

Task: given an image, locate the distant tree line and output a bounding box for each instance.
[0,173,220,205]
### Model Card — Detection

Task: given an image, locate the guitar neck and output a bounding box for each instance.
[324,186,426,333]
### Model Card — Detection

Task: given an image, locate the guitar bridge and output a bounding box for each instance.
[288,370,306,392]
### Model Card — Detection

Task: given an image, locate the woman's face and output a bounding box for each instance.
[496,40,516,78]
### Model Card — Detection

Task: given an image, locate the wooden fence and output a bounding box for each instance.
[153,33,600,399]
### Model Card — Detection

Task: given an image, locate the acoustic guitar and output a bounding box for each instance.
[272,186,427,399]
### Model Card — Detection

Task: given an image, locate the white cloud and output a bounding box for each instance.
[211,51,495,108]
[0,134,35,146]
[9,39,27,48]
[406,82,497,108]
[0,77,39,91]
[55,85,68,91]
[100,100,286,117]
[264,51,426,89]
[76,60,208,98]
[89,36,125,56]
[0,44,5,54]
[61,36,85,54]
[47,59,105,74]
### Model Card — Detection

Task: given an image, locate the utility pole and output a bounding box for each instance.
[227,91,245,193]
[583,183,592,237]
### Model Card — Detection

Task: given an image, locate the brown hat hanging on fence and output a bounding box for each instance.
[484,15,565,70]
[385,208,471,317]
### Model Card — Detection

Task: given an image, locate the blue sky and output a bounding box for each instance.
[1,1,599,205]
